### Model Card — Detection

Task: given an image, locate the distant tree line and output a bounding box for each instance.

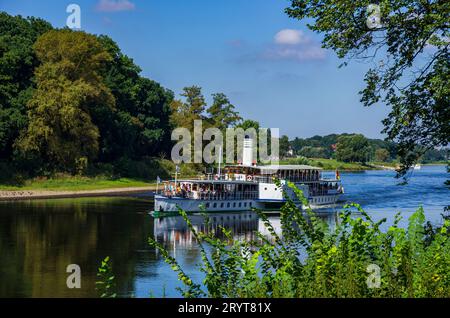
[289,134,448,164]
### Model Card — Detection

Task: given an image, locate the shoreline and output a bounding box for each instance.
[2,164,445,202]
[0,186,157,202]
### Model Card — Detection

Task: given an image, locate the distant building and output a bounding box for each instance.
[330,144,337,152]
[287,148,294,157]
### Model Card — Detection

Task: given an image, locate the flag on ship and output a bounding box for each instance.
[335,169,340,180]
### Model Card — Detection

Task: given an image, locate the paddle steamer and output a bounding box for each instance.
[154,137,343,213]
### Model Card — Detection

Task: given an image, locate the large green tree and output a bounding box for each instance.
[16,29,115,171]
[0,12,176,176]
[96,35,174,160]
[0,12,52,160]
[170,86,207,131]
[375,148,390,162]
[206,93,242,130]
[286,0,449,175]
[336,134,371,163]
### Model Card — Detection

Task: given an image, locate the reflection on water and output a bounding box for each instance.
[0,165,448,297]
[0,197,153,297]
[154,212,259,246]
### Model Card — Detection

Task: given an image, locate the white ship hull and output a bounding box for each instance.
[154,195,264,213]
[154,192,342,213]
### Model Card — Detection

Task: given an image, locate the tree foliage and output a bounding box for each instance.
[207,93,242,130]
[279,135,291,158]
[336,134,371,163]
[375,148,390,162]
[97,35,174,161]
[16,29,114,172]
[0,13,174,176]
[170,86,207,131]
[286,0,449,175]
[151,182,450,298]
[0,12,52,159]
[291,133,402,161]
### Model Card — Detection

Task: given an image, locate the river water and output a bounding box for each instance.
[0,165,448,297]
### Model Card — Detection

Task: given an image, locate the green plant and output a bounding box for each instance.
[149,181,450,298]
[96,256,117,298]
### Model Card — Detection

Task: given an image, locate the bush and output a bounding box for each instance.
[0,161,26,185]
[150,181,450,298]
[114,157,173,180]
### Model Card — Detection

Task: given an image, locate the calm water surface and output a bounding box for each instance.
[0,165,448,297]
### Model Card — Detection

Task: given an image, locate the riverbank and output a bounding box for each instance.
[279,158,447,171]
[0,186,157,201]
[0,176,157,201]
[0,176,156,190]
[279,158,387,171]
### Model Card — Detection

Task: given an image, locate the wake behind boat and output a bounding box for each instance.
[154,136,343,214]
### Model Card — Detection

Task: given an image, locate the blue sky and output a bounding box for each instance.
[1,0,390,139]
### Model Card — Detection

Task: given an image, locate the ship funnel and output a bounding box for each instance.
[242,135,254,166]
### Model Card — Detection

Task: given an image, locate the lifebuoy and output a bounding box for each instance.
[246,175,253,181]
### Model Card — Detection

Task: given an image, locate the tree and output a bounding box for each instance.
[170,86,206,131]
[298,146,328,159]
[336,134,371,163]
[0,13,52,161]
[279,135,291,158]
[97,35,174,161]
[286,0,449,175]
[236,119,260,132]
[374,148,390,162]
[16,29,114,171]
[206,93,242,130]
[0,12,176,176]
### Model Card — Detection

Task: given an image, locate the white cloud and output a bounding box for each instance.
[274,29,309,45]
[230,29,326,63]
[96,0,135,12]
[263,46,325,62]
[265,29,325,62]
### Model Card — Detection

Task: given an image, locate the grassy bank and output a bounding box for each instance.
[0,157,202,192]
[309,158,376,170]
[0,175,156,191]
[279,157,377,171]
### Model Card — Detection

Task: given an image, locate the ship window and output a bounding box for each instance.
[227,202,230,208]
[233,203,236,207]
[264,187,267,190]
[250,202,252,207]
[221,202,224,208]
[244,202,247,207]
[239,202,242,207]
[275,188,277,191]
[213,203,217,208]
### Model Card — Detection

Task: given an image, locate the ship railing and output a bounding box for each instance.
[310,188,343,196]
[188,191,259,201]
[194,174,327,184]
[320,178,341,182]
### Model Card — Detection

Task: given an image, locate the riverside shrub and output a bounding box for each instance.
[149,181,450,298]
